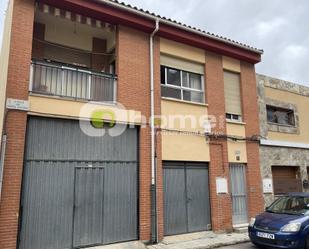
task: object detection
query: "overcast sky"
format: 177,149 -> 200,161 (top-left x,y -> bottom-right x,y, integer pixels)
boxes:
0,0 -> 308,86
0,0 -> 8,54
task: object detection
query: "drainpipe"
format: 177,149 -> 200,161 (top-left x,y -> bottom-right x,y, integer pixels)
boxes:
150,18 -> 159,244
0,134 -> 7,201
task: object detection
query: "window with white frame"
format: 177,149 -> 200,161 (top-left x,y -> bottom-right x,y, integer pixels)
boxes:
160,66 -> 205,103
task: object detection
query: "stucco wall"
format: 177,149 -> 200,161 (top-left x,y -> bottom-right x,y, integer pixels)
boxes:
161,98 -> 210,161
160,38 -> 205,63
0,0 -> 13,143
28,95 -> 142,124
257,74 -> 309,144
226,122 -> 247,163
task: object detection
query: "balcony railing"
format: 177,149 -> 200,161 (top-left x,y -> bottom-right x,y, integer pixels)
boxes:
29,60 -> 117,102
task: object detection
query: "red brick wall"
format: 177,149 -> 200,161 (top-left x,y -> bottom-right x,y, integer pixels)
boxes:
0,0 -> 35,248
117,26 -> 162,241
205,52 -> 233,231
240,62 -> 264,218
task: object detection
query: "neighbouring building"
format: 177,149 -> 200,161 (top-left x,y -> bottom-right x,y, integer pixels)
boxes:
257,74 -> 309,207
0,1 -> 264,248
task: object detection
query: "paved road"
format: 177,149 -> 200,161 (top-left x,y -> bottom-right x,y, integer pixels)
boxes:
218,242 -> 257,249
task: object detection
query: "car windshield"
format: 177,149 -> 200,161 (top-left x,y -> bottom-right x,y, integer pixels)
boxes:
267,196 -> 309,215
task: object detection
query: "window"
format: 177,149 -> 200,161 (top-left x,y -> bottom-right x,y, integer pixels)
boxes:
267,105 -> 295,126
226,113 -> 242,122
161,66 -> 205,103
268,196 -> 309,215
224,71 -> 242,122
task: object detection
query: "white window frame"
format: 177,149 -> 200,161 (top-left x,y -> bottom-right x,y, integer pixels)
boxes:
226,113 -> 242,122
161,66 -> 205,103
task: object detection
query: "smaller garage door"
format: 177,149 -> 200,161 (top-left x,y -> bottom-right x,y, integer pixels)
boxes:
163,162 -> 211,235
272,166 -> 302,195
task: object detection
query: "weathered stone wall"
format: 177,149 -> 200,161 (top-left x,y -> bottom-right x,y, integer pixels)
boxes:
260,146 -> 309,206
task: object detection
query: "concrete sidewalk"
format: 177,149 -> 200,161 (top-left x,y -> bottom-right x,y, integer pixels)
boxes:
87,231 -> 249,249
147,231 -> 249,249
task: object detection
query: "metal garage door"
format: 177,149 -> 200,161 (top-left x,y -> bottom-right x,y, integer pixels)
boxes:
163,162 -> 211,235
19,117 -> 138,249
272,166 -> 302,195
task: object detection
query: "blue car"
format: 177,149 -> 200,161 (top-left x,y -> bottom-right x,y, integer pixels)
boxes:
249,193 -> 309,249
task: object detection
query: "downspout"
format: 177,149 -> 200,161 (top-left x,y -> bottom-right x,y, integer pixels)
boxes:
150,18 -> 159,244
0,134 -> 7,200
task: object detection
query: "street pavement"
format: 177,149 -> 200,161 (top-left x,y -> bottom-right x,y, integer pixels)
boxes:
218,242 -> 257,249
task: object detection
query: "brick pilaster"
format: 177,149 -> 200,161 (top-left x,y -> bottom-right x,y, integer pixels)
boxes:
0,0 -> 35,248
240,61 -> 264,218
205,52 -> 233,231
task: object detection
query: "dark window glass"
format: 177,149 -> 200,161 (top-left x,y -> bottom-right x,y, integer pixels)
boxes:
161,85 -> 181,99
166,68 -> 181,86
226,113 -> 241,121
160,66 -> 166,84
268,196 -> 309,215
267,106 -> 295,126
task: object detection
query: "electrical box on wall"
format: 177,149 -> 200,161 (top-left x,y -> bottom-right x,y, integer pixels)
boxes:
216,177 -> 228,194
263,178 -> 273,193
235,150 -> 241,161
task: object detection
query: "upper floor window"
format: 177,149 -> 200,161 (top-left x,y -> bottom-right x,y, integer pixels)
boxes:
267,105 -> 295,126
224,71 -> 242,122
160,66 -> 205,103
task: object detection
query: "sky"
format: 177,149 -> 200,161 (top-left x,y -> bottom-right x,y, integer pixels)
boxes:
0,0 -> 308,86
0,0 -> 8,54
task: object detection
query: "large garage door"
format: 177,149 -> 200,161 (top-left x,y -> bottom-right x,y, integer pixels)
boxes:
19,117 -> 138,249
163,162 -> 211,235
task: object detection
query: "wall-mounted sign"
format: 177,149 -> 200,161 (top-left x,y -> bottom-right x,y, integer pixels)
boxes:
263,178 -> 273,193
6,98 -> 29,111
216,177 -> 228,194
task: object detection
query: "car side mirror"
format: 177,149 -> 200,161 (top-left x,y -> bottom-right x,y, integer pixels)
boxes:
265,206 -> 270,211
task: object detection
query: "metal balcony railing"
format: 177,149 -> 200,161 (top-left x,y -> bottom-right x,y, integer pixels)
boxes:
29,60 -> 117,102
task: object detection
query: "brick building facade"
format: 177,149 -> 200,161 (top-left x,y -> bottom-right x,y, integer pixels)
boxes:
0,1 -> 264,248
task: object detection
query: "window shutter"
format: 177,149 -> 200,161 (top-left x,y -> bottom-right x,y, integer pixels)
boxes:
160,54 -> 204,74
224,71 -> 242,115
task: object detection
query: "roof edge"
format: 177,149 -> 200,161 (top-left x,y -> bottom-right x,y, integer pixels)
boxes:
257,73 -> 309,97
98,0 -> 263,55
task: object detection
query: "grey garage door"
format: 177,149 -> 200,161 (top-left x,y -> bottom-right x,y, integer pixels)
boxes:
163,162 -> 211,235
19,117 -> 138,249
